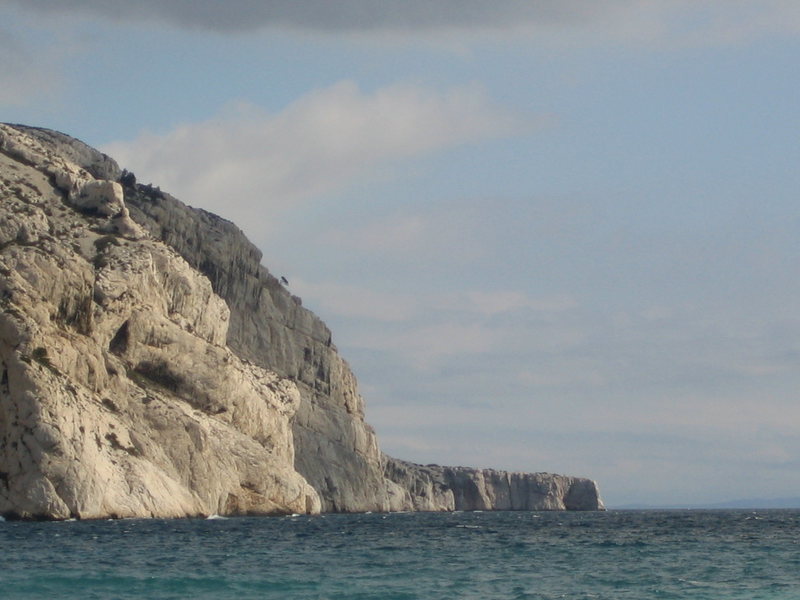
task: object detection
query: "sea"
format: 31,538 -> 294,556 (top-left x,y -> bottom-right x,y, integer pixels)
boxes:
1,509 -> 798,599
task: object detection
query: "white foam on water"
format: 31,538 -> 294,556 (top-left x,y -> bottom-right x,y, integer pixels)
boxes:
206,514 -> 228,520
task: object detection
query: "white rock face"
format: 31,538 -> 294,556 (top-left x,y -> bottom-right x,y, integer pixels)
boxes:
383,458 -> 604,511
123,184 -> 403,512
0,124 -> 320,519
0,123 -> 604,519
76,180 -> 124,215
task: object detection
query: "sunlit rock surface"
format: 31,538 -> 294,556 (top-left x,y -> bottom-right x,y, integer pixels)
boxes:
0,124 -> 603,519
0,124 -> 319,519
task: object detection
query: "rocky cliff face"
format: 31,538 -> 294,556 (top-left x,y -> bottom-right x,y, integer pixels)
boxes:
0,124 -> 603,519
0,124 -> 319,519
384,457 -> 603,511
120,178 -> 403,513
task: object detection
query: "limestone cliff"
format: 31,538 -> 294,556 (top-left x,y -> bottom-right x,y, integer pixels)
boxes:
384,457 -> 603,511
0,124 -> 319,519
120,178 -> 405,513
0,124 -> 603,519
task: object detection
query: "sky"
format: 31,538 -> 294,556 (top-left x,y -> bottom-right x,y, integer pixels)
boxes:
2,0 -> 800,508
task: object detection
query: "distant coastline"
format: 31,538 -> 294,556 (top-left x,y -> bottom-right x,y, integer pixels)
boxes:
610,497 -> 800,510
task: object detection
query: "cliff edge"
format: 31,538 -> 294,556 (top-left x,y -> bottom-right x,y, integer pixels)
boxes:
0,124 -> 603,519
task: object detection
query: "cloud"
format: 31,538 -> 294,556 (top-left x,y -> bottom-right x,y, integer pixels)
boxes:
2,1 -> 640,34
8,1 -> 800,45
102,81 -> 527,231
291,271 -> 583,369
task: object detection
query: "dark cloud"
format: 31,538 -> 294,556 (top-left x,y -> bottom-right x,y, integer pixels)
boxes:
6,0 -> 627,33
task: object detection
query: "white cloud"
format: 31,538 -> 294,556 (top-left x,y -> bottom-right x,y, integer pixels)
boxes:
102,81 -> 527,232
299,292 -> 586,373
291,268 -> 586,369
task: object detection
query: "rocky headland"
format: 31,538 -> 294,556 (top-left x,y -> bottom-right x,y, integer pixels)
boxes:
0,123 -> 603,519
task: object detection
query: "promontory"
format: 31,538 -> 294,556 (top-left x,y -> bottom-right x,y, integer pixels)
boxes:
0,123 -> 603,519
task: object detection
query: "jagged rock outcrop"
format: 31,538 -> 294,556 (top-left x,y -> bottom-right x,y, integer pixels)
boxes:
0,123 -> 603,519
0,124 -> 320,519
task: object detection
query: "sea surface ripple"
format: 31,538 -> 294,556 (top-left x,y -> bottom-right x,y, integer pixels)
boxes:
1,509 -> 798,599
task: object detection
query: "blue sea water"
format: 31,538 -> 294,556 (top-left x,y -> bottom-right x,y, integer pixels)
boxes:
1,509 -> 798,599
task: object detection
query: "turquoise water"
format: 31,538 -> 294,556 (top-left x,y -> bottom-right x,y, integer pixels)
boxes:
1,510 -> 798,599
